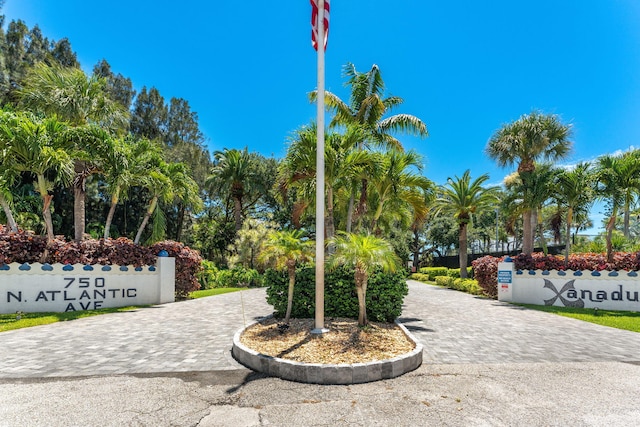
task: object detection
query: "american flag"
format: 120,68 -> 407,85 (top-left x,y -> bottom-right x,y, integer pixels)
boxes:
311,0 -> 330,51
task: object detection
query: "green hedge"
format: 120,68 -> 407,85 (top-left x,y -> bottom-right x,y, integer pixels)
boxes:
264,266 -> 408,322
418,267 -> 448,280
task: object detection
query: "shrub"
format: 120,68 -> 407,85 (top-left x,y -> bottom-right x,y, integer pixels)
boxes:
418,267 -> 448,281
452,278 -> 483,294
434,275 -> 453,287
215,266 -> 262,288
0,225 -> 48,264
471,255 -> 501,298
198,260 -> 219,290
409,273 -> 431,282
264,266 -> 408,322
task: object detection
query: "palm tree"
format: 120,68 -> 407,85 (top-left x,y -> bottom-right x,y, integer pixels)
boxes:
434,170 -> 498,278
367,149 -> 433,234
259,229 -> 314,324
328,233 -> 400,326
0,117 -> 19,232
596,154 -> 628,262
486,111 -> 572,254
18,62 -> 128,241
102,137 -> 162,238
207,148 -> 255,232
0,112 -> 73,240
554,162 -> 594,263
279,124 -> 371,239
312,63 -> 429,230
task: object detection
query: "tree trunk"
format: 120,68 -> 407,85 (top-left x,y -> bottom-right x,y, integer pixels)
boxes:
564,206 -> 573,267
355,268 -> 368,326
522,209 -> 533,255
74,182 -> 86,241
285,263 -> 296,323
134,196 -> 158,244
346,190 -> 355,233
0,194 -> 18,232
459,223 -> 468,278
623,200 -> 630,239
536,208 -> 548,255
233,196 -> 243,231
326,187 -> 335,254
104,190 -> 120,239
605,212 -> 616,263
175,203 -> 186,241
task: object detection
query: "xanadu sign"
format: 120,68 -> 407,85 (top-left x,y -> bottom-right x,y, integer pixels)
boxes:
0,257 -> 175,314
498,261 -> 640,312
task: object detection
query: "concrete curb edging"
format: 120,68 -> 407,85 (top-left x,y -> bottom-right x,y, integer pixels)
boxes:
231,319 -> 423,384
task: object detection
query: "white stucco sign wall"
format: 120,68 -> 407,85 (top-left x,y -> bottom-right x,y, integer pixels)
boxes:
0,257 -> 175,314
498,261 -> 640,311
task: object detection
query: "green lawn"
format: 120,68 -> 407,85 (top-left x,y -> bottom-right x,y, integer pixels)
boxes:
0,287 -> 244,332
0,306 -> 145,332
189,287 -> 244,299
518,304 -> 640,333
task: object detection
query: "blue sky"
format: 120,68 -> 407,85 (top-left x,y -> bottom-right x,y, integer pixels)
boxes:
4,0 -> 640,231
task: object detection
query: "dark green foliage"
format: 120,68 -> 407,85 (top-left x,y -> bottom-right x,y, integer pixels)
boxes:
264,266 -> 408,322
214,266 -> 261,288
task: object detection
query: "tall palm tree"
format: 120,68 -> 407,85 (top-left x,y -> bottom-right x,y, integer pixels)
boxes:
328,233 -> 400,326
0,115 -> 19,232
102,137 -> 162,239
279,124 -> 371,239
486,111 -> 572,254
207,147 -> 255,232
367,149 -> 433,234
596,154 -> 627,262
0,112 -> 73,240
312,63 -> 429,230
18,62 -> 128,241
259,229 -> 314,324
554,162 -> 594,264
434,170 -> 498,278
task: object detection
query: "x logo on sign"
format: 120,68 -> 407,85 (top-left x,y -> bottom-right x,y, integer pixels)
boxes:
543,279 -> 584,308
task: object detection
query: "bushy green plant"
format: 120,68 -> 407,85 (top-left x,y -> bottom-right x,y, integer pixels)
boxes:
198,260 -> 219,290
452,278 -> 482,294
409,273 -> 431,282
418,267 -> 448,281
434,275 -> 453,287
264,266 -> 408,322
215,266 -> 262,288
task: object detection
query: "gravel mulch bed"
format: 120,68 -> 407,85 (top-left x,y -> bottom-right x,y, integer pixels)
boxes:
239,317 -> 416,364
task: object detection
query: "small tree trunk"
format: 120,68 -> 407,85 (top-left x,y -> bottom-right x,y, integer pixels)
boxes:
233,196 -> 243,231
104,190 -> 120,239
606,212 -> 616,263
522,209 -> 533,255
346,191 -> 355,233
326,187 -> 335,254
285,263 -> 296,323
355,268 -> 368,326
134,196 -> 158,244
459,223 -> 468,278
0,194 -> 18,232
74,182 -> 86,241
564,207 -> 573,267
42,194 -> 55,241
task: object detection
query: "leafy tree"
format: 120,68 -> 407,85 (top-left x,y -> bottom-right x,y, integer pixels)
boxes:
486,111 -> 572,254
130,86 -> 167,141
367,149 -> 432,235
313,63 -> 428,230
328,233 -> 400,326
0,112 -> 73,240
554,162 -> 594,263
434,170 -> 498,277
595,153 -> 633,262
207,147 -> 259,232
92,59 -> 136,111
259,229 -> 314,323
18,63 -> 128,240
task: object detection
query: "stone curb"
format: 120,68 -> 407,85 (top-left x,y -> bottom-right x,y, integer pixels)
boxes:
231,319 -> 423,385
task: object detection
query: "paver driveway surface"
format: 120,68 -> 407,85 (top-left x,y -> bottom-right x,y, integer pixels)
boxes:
0,280 -> 639,379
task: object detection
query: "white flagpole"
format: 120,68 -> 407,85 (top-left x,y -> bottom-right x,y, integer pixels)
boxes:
312,0 -> 327,334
